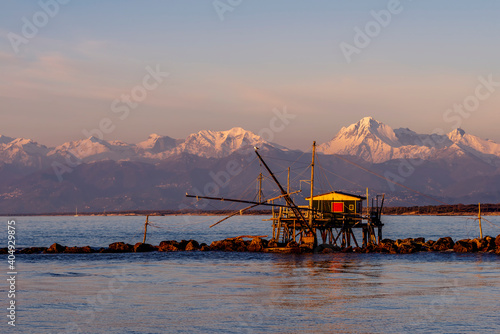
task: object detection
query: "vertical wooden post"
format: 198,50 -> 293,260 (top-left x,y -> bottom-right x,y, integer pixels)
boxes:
366,188 -> 369,216
143,215 -> 149,244
309,142 -> 316,228
478,203 -> 483,239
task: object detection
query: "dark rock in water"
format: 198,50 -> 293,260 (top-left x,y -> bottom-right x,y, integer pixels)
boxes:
133,243 -> 156,252
20,247 -> 48,254
414,237 -> 426,244
210,238 -> 248,252
178,240 -> 191,251
159,243 -> 179,252
267,239 -> 278,248
64,246 -> 93,254
109,242 -> 134,253
341,246 -> 353,253
453,239 -> 477,253
247,237 -> 267,252
45,243 -> 66,253
353,247 -> 364,253
482,236 -> 495,251
432,237 -> 455,251
379,239 -> 398,254
314,244 -> 339,253
495,235 -> 500,248
159,240 -> 180,252
185,240 -> 200,251
200,245 -> 211,251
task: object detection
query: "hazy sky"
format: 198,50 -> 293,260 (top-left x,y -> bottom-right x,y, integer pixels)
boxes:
1,0 -> 499,150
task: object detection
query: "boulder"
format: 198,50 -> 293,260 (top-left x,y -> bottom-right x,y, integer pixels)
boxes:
453,239 -> 477,253
185,240 -> 200,251
45,243 -> 66,253
432,237 -> 455,251
109,242 -> 134,253
210,238 -> 248,252
378,239 -> 398,254
133,243 -> 156,252
495,234 -> 500,248
247,237 -> 265,252
64,246 -> 93,253
341,246 -> 353,253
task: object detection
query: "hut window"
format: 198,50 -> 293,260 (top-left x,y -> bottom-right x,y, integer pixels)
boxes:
332,202 -> 343,212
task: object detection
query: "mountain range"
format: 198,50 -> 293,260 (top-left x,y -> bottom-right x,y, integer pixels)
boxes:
1,117 -> 500,214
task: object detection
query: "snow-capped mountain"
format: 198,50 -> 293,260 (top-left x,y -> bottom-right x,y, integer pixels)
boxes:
136,134 -> 180,154
317,117 -> 500,164
0,138 -> 50,167
48,136 -> 136,163
164,127 -> 285,158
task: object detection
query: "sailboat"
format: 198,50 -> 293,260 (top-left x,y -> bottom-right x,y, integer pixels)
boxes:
74,208 -> 79,217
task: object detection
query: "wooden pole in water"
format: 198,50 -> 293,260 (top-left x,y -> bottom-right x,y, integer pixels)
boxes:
309,142 -> 316,228
143,215 -> 149,244
478,203 -> 483,239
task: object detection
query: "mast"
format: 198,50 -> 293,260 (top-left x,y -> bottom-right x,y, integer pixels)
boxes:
309,142 -> 316,228
258,173 -> 263,202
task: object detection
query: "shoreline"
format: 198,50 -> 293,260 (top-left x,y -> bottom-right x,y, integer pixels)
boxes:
1,212 -> 499,217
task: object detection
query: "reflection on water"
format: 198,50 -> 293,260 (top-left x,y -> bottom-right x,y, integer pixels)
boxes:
16,251 -> 500,333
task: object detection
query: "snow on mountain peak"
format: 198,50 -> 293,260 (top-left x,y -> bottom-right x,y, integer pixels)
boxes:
318,117 -> 402,163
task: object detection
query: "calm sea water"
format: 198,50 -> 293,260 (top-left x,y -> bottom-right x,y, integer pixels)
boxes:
4,215 -> 500,333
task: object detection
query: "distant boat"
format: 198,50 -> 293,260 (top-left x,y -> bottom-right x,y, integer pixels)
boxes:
74,208 -> 79,217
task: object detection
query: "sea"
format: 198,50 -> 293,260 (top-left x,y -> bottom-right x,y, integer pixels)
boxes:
4,215 -> 500,334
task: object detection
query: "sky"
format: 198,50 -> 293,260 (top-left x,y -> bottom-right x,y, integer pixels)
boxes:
1,0 -> 499,150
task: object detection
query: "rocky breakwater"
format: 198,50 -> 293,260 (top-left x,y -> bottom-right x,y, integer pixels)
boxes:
3,235 -> 500,255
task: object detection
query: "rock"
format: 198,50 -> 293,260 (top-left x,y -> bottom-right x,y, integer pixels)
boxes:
286,241 -> 299,248
64,246 -> 93,253
353,247 -> 364,253
109,242 -> 134,253
210,238 -> 248,252
247,237 -> 265,252
159,244 -> 179,252
177,240 -> 191,251
453,239 -> 477,253
483,236 -> 496,251
314,244 -> 338,253
200,245 -> 211,251
45,243 -> 66,253
414,237 -> 426,244
378,239 -> 398,254
185,240 -> 200,251
432,237 -> 455,251
341,246 -> 353,253
267,239 -> 278,248
495,235 -> 500,248
133,243 -> 156,252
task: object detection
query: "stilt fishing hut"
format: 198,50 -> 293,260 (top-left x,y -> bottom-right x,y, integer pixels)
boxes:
186,142 -> 384,250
